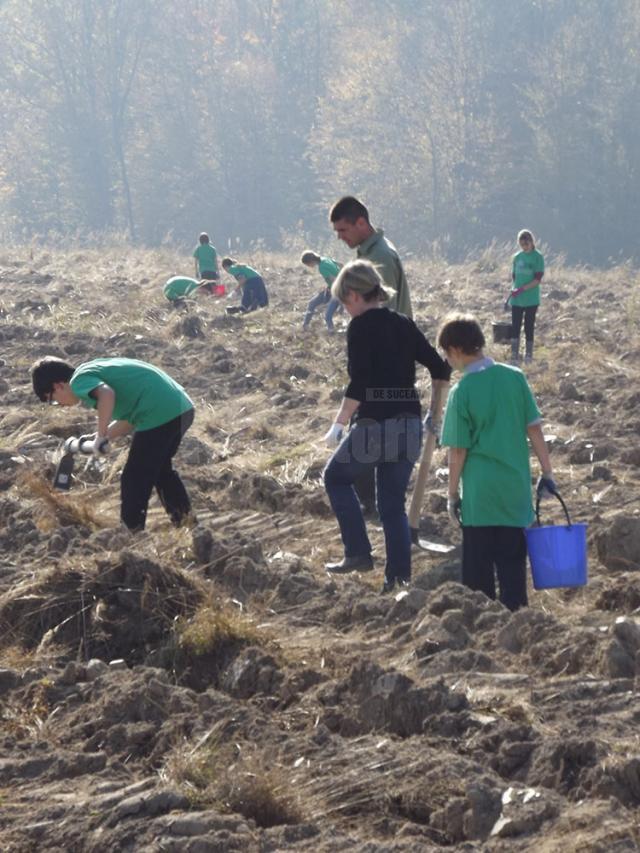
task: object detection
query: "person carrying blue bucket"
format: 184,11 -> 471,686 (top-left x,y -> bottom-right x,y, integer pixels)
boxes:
438,313 -> 556,611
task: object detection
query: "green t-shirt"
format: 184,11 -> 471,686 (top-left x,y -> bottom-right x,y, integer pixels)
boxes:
163,276 -> 200,301
357,229 -> 412,318
227,264 -> 259,281
70,358 -> 194,431
193,243 -> 218,273
441,361 -> 540,527
510,249 -> 544,307
318,257 -> 341,287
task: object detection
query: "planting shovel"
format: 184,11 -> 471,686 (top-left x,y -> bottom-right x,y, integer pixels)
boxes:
53,435 -> 103,490
408,382 -> 447,552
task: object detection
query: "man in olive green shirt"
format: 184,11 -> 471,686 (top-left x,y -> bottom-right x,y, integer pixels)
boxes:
329,195 -> 412,318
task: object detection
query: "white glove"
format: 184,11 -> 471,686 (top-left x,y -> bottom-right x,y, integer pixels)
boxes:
83,435 -> 109,456
447,495 -> 462,526
324,422 -> 345,448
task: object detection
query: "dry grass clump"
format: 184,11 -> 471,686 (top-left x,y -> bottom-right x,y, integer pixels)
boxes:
0,679 -> 52,740
162,596 -> 269,690
19,470 -> 110,531
176,598 -> 262,657
0,552 -> 203,663
165,736 -> 302,828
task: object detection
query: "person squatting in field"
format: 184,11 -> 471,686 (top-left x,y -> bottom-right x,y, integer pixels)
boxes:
323,259 -> 451,594
300,250 -> 342,332
507,229 -> 544,365
32,356 -> 194,532
221,257 -> 269,314
438,314 -> 556,611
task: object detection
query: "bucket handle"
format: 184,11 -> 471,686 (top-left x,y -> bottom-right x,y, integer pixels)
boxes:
534,491 -> 572,528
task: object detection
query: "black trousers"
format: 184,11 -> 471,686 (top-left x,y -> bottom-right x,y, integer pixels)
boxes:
511,305 -> 538,342
462,526 -> 528,611
120,408 -> 194,531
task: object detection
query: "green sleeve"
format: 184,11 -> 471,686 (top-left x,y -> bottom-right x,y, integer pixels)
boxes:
522,375 -> 541,424
535,252 -> 544,274
70,370 -> 103,408
441,385 -> 471,449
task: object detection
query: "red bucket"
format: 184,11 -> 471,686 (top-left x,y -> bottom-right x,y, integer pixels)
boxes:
213,284 -> 226,297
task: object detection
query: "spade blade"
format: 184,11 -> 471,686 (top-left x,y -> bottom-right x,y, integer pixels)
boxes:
53,452 -> 75,490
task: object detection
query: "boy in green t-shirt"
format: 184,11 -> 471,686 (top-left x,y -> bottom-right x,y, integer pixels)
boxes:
300,250 -> 342,332
438,314 -> 556,611
507,229 -> 544,365
193,233 -> 220,294
31,356 -> 195,532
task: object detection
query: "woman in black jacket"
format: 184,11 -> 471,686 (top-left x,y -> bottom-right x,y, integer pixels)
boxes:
323,260 -> 451,593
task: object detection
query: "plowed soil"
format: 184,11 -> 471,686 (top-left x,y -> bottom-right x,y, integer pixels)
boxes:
0,245 -> 639,852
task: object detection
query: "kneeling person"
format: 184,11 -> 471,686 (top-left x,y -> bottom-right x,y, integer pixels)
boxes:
32,356 -> 195,531
221,257 -> 269,313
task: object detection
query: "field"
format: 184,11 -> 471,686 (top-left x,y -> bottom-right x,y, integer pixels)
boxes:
0,244 -> 639,851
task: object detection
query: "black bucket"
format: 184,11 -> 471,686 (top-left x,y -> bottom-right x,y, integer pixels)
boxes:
492,321 -> 513,344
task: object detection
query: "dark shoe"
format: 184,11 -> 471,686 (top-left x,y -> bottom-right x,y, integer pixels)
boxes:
325,555 -> 374,574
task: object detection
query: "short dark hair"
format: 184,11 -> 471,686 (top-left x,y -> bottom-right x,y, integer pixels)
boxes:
329,196 -> 370,224
31,356 -> 75,401
300,250 -> 321,266
437,314 -> 485,355
199,232 -> 209,244
221,257 -> 236,269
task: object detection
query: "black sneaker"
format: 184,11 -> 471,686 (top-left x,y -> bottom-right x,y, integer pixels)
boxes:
325,555 -> 374,574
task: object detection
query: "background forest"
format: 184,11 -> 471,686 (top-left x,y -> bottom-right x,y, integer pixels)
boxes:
1,0 -> 639,264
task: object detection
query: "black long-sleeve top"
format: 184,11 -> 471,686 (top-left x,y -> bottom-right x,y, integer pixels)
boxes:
345,307 -> 451,422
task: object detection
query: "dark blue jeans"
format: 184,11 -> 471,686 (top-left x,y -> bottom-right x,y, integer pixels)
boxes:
241,276 -> 269,311
303,290 -> 342,329
324,416 -> 422,583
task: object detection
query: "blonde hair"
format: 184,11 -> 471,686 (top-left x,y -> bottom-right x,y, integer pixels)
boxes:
331,259 -> 392,303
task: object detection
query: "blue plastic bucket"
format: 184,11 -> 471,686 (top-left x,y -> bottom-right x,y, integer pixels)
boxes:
525,492 -> 588,590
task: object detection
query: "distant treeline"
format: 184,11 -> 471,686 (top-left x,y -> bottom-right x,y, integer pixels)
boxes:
1,0 -> 638,264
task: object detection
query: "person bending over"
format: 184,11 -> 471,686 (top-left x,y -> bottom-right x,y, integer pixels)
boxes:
300,250 -> 342,332
32,356 -> 194,532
